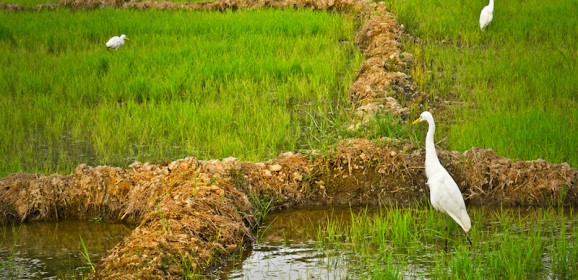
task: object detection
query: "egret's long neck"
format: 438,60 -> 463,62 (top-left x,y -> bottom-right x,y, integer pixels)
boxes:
488,0 -> 494,10
425,119 -> 441,176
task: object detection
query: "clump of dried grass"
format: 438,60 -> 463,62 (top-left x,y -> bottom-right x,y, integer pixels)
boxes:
98,158 -> 255,279
348,3 -> 423,129
456,148 -> 577,206
1,140 -> 576,278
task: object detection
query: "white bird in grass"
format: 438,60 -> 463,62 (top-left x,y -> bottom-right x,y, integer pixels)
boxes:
479,0 -> 494,31
106,34 -> 128,51
413,111 -> 472,244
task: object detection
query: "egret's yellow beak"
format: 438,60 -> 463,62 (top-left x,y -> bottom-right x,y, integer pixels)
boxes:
125,37 -> 129,40
412,117 -> 422,125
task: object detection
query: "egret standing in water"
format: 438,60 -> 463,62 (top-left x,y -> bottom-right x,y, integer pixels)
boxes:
413,111 -> 472,244
106,34 -> 128,51
479,0 -> 494,31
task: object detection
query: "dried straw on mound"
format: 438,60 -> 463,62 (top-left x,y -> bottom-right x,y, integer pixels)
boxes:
457,148 -> 577,206
1,139 -> 576,278
97,158 -> 255,278
349,3 -> 420,127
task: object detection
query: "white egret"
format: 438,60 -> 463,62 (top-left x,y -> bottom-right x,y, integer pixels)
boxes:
479,0 -> 494,31
106,34 -> 128,51
413,111 -> 472,243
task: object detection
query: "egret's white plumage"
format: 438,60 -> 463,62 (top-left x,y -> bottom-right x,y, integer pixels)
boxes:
106,34 -> 128,50
479,0 -> 494,31
413,111 -> 471,233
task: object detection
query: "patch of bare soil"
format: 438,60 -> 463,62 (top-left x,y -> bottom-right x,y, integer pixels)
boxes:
1,0 -> 576,278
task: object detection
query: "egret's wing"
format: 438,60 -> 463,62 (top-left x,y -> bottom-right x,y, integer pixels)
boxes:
106,36 -> 119,48
434,173 -> 471,232
479,7 -> 493,29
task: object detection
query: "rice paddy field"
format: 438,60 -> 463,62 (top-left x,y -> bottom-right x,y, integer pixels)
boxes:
386,0 -> 578,167
1,0 -> 577,279
245,206 -> 578,279
0,8 -> 362,176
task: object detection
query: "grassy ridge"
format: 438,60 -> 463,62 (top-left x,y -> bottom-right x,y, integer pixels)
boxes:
387,0 -> 578,167
0,9 -> 362,175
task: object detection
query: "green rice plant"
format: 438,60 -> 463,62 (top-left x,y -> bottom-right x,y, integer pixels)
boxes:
0,0 -> 56,6
248,193 -> 273,226
483,229 -> 544,279
548,217 -> 578,279
316,213 -> 346,244
0,226 -> 20,277
173,254 -> 205,280
387,0 -> 578,167
367,252 -> 402,280
385,207 -> 416,246
79,235 -> 95,274
306,206 -> 576,279
431,245 -> 478,280
158,206 -> 172,235
364,209 -> 390,250
347,112 -> 417,145
0,8 -> 362,176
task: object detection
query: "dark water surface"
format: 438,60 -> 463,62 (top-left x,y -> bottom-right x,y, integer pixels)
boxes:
0,220 -> 133,279
225,206 -> 577,279
1,207 -> 575,279
225,207 -> 368,279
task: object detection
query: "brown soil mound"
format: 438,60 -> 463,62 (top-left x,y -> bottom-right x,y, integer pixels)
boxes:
1,140 -> 576,278
349,2 -> 422,129
1,0 -> 577,278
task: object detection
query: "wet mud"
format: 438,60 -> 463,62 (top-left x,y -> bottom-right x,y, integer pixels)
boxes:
1,0 -> 577,278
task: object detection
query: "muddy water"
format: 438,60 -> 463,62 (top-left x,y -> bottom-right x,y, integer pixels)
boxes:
226,207 -> 368,279
226,206 -> 577,279
0,220 -> 134,279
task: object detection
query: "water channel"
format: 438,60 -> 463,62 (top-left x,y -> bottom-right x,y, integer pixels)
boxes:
1,207 -> 576,279
0,220 -> 134,279
226,206 -> 577,279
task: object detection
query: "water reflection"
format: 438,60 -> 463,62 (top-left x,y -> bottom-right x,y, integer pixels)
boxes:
227,207 -> 361,280
0,220 -> 133,279
229,243 -> 349,280
227,206 -> 577,279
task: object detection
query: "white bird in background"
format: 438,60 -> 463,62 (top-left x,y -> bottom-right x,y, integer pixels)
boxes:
479,0 -> 494,31
413,111 -> 472,243
106,34 -> 128,51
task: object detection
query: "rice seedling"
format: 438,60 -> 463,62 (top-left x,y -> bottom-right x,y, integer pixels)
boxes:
0,226 -> 20,278
248,192 -> 273,225
306,206 -> 576,279
386,0 -> 578,167
0,8 -> 362,176
549,224 -> 578,279
79,235 -> 95,274
0,0 -> 55,6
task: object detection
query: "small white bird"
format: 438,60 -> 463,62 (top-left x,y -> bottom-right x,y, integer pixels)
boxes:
413,111 -> 472,242
106,34 -> 128,51
479,0 -> 494,31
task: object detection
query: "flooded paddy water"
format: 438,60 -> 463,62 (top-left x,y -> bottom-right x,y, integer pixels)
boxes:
0,220 -> 134,279
226,206 -> 578,279
0,206 -> 576,279
0,141 -> 575,278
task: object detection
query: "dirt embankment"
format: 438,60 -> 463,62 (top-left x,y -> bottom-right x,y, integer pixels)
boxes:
1,139 -> 576,278
1,0 -> 577,278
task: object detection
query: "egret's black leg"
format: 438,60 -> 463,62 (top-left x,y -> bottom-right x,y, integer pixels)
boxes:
444,216 -> 449,249
466,233 -> 473,246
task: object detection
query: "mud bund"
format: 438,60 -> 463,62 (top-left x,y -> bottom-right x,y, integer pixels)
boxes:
1,0 -> 577,278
